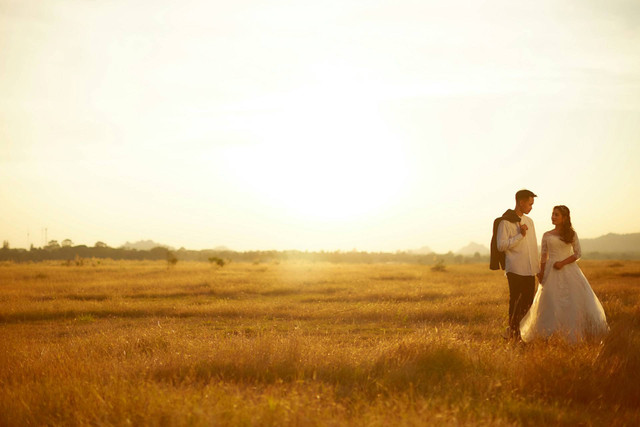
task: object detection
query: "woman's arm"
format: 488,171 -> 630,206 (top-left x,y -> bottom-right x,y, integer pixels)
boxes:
538,234 -> 549,282
538,262 -> 546,282
553,232 -> 581,270
553,254 -> 578,270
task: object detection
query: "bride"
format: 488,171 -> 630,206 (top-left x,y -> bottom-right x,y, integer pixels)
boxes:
520,205 -> 609,343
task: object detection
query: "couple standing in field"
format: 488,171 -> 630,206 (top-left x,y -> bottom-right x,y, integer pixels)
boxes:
490,189 -> 609,343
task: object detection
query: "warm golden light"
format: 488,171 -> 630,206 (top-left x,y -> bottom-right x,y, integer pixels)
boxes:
1,1 -> 639,251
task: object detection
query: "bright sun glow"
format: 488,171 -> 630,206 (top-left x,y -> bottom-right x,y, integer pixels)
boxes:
223,74 -> 411,221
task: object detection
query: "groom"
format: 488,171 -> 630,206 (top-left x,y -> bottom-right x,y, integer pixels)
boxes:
490,189 -> 539,341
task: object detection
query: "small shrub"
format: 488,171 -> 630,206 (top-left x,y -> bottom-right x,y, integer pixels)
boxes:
166,252 -> 178,268
431,259 -> 446,272
76,314 -> 95,323
208,257 -> 225,267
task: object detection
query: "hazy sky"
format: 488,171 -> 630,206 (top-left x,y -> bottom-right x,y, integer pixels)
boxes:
2,0 -> 639,252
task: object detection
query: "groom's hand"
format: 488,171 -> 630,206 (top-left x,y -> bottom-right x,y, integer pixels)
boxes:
520,224 -> 528,236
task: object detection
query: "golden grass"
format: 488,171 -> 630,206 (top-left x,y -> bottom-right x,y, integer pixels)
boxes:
1,260 -> 639,426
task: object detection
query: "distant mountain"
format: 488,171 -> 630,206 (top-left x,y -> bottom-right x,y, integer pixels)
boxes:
121,240 -> 174,251
456,242 -> 490,256
407,246 -> 434,255
580,233 -> 640,253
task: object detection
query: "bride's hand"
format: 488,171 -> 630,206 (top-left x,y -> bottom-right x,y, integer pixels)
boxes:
553,261 -> 563,270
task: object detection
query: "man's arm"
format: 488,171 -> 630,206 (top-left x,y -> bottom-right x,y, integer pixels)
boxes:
496,220 -> 524,252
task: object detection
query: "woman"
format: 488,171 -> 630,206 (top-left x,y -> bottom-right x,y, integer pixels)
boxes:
520,205 -> 608,343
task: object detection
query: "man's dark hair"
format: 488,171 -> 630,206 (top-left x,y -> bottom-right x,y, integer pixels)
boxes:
515,189 -> 537,202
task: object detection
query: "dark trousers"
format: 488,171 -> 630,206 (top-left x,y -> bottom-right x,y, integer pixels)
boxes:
507,272 -> 536,336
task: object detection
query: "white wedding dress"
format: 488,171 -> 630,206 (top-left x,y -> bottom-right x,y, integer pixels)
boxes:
520,232 -> 608,343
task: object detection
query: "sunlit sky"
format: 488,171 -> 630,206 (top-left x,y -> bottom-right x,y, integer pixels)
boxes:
2,0 -> 639,253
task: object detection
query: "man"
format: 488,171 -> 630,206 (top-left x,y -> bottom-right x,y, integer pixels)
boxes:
491,189 -> 539,341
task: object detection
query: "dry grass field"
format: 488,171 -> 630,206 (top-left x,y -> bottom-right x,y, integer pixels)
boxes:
1,260 -> 639,426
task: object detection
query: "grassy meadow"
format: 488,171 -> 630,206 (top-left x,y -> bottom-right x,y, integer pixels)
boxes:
1,259 -> 639,426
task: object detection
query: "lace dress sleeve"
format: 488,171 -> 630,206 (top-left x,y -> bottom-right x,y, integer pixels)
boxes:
572,232 -> 582,260
540,233 -> 549,264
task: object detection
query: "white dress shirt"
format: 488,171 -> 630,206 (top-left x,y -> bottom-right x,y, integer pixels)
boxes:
496,214 -> 539,276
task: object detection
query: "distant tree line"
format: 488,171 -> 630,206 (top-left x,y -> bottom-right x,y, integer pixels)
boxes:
0,242 -> 174,263
1,241 -> 637,264
0,241 -> 494,264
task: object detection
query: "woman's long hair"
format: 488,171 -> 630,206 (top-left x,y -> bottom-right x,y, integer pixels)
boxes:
554,205 -> 576,243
